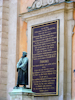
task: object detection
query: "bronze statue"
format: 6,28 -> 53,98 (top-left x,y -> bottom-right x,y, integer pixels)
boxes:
14,51 -> 28,88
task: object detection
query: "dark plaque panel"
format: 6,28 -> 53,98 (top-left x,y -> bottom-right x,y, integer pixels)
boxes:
31,20 -> 59,96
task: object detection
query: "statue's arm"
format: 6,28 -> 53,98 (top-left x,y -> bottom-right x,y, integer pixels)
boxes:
17,58 -> 22,68
19,58 -> 28,71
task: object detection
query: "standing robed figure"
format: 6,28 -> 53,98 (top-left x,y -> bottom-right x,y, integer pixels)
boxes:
14,51 -> 28,88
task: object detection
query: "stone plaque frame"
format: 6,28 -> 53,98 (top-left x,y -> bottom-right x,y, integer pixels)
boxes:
31,20 -> 59,96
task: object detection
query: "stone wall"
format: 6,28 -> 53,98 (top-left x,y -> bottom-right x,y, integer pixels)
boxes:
0,0 -> 9,100
7,0 -> 20,100
0,0 -> 20,100
72,4 -> 75,99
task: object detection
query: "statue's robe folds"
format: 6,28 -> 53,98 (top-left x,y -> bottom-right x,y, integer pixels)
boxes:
17,57 -> 28,85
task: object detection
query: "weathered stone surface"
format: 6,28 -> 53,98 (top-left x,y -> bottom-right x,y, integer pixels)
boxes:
0,32 -> 1,38
0,90 -> 7,98
0,84 -> 7,90
3,7 -> 9,13
0,7 -> 2,12
0,1 -> 9,100
2,13 -> 9,20
0,77 -> 7,84
0,0 -> 3,7
0,64 -> 1,70
0,12 -> 2,19
1,51 -> 8,58
1,58 -> 7,64
2,38 -> 8,45
0,25 -> 2,31
0,49 -> 1,58
1,71 -> 7,78
3,1 -> 9,8
0,97 -> 7,100
1,45 -> 8,51
2,32 -> 8,39
1,65 -> 7,71
2,19 -> 8,26
2,25 -> 8,33
0,37 -> 1,44
0,19 -> 2,25
0,57 -> 1,65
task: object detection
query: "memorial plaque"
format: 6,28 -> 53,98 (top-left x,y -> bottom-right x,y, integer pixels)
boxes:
31,20 -> 59,96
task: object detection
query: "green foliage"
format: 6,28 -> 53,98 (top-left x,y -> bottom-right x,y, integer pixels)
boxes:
65,0 -> 70,1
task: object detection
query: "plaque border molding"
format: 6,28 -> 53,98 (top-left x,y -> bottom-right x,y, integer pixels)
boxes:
31,20 -> 59,96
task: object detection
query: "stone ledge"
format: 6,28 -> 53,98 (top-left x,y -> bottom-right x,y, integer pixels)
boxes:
9,88 -> 35,100
9,88 -> 35,96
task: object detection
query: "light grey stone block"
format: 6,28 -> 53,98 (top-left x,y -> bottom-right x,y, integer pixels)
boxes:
0,0 -> 3,7
0,37 -> 1,44
0,25 -> 2,31
1,45 -> 8,51
2,32 -> 8,39
0,12 -> 2,19
0,57 -> 1,65
0,51 -> 1,59
3,7 -> 9,13
2,25 -> 8,33
1,58 -> 7,64
1,38 -> 8,45
0,32 -> 2,37
3,1 -> 9,8
0,19 -> 2,25
2,19 -> 8,26
0,97 -> 7,100
0,7 -> 2,13
0,90 -> 7,98
0,64 -> 1,70
0,77 -> 7,84
1,65 -> 7,71
0,84 -> 7,90
1,51 -> 8,58
1,71 -> 7,78
2,13 -> 9,20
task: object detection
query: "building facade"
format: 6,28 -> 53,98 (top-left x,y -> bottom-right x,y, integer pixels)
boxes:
0,0 -> 75,100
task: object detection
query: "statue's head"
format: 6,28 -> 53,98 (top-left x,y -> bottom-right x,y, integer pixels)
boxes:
22,51 -> 27,57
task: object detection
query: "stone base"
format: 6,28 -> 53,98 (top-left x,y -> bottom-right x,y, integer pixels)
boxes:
9,87 -> 35,100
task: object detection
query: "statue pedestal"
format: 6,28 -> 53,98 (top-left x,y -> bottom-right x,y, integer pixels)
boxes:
9,88 -> 35,100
